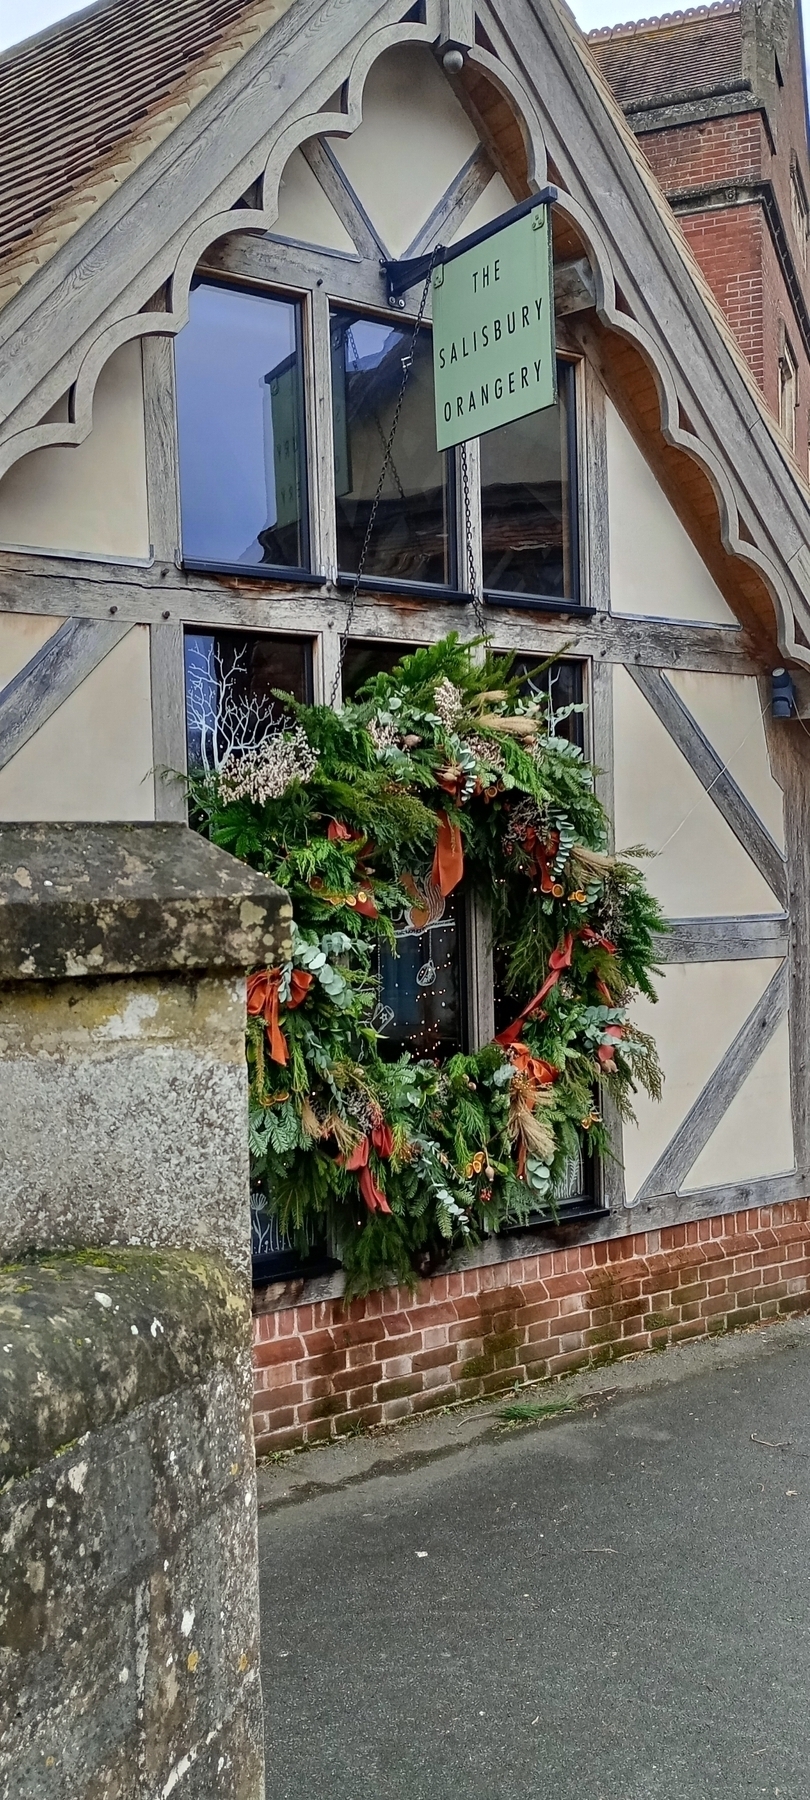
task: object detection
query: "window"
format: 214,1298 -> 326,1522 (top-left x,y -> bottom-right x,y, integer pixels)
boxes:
375,892 -> 467,1061
341,638 -> 414,696
331,308 -> 454,588
174,278 -> 579,612
791,166 -> 808,268
779,333 -> 798,452
491,659 -> 600,1218
183,629 -> 322,1286
343,637 -> 467,1059
175,281 -> 309,574
184,629 -> 312,774
505,654 -> 585,751
481,360 -> 578,604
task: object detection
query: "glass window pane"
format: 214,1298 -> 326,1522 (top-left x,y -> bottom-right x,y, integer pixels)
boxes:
331,308 -> 453,586
175,281 -> 309,571
507,654 -> 585,751
492,659 -> 585,1038
480,361 -> 576,600
341,637 -> 414,698
184,629 -> 312,774
376,896 -> 465,1062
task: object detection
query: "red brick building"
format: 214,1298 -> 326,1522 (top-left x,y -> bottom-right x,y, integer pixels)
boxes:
591,0 -> 810,469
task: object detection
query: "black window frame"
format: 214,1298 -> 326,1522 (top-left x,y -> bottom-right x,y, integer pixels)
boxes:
492,656 -> 606,1226
330,304 -> 467,602
176,275 -> 317,585
482,356 -> 584,618
182,625 -> 315,780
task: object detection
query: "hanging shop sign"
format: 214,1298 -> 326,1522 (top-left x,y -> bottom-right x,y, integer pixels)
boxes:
431,197 -> 556,451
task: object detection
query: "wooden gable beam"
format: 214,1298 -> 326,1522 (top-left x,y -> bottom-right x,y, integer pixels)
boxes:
404,144 -> 495,258
631,960 -> 790,1202
628,666 -> 789,910
0,618 -> 132,773
301,140 -> 388,259
438,1 -> 475,51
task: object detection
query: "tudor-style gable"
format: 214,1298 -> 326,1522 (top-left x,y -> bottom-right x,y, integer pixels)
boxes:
1,0 -> 810,667
0,0 -> 807,1268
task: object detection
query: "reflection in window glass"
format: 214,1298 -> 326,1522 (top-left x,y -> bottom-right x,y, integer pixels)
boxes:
376,895 -> 465,1062
341,638 -> 412,699
481,361 -> 576,601
184,629 -> 312,774
331,309 -> 453,586
175,282 -> 309,571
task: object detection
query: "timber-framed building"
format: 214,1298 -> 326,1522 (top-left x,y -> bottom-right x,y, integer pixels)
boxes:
2,0 -> 810,1446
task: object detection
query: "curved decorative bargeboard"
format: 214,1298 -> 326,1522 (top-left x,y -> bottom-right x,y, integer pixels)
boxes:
1,0 -> 810,666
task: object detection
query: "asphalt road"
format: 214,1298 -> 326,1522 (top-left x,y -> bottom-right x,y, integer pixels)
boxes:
258,1321 -> 810,1800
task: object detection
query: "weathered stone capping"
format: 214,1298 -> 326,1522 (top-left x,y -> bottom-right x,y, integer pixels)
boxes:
252,1202 -> 810,1452
0,820 -> 291,981
0,822 -> 291,1273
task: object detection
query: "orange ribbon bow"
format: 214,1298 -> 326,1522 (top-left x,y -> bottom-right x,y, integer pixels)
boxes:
431,810 -> 464,899
339,1120 -> 395,1214
508,1041 -> 559,1087
494,934 -> 574,1048
247,967 -> 314,1066
495,925 -> 620,1049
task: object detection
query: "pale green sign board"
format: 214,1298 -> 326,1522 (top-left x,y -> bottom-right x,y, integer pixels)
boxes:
432,203 -> 555,452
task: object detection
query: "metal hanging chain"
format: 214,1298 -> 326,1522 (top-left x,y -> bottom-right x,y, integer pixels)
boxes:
331,249 -> 441,706
459,438 -> 489,644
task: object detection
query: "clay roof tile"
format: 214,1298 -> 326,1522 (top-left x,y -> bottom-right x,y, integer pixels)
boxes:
588,2 -> 744,112
0,0 -> 290,306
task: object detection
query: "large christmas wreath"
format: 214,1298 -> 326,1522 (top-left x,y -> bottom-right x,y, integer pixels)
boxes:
190,635 -> 665,1294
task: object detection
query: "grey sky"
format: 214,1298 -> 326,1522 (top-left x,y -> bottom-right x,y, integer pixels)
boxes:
0,0 -> 87,48
0,0 -> 654,53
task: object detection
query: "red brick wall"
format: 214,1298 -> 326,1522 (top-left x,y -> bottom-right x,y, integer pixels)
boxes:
676,201 -> 810,457
643,112 -> 766,192
680,203 -> 766,386
635,90 -> 810,460
252,1201 -> 810,1453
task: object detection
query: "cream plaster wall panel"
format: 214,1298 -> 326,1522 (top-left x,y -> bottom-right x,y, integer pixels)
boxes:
0,342 -> 149,559
274,147 -> 356,253
606,400 -> 736,624
682,1013 -> 795,1190
448,171 -> 514,244
667,669 -> 785,851
0,627 -> 155,821
612,665 -> 783,917
0,614 -> 64,688
621,958 -> 782,1201
329,45 -> 480,257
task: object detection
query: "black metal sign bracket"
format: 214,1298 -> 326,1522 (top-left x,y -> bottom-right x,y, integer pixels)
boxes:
383,185 -> 558,306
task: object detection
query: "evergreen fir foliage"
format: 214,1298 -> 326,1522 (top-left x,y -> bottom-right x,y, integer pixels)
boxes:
190,635 -> 667,1295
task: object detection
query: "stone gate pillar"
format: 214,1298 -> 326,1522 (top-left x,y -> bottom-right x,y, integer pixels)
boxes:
0,822 -> 291,1800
